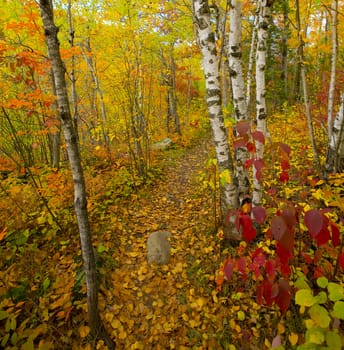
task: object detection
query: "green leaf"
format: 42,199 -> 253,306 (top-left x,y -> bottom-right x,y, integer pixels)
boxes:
326,331 -> 342,350
305,327 -> 325,344
309,304 -> 330,328
237,310 -> 245,321
0,310 -> 8,320
42,277 -> 50,292
97,244 -> 106,253
316,277 -> 328,289
327,282 -> 344,301
1,333 -> 10,347
314,291 -> 327,304
219,169 -> 231,186
332,301 -> 344,320
295,289 -> 315,307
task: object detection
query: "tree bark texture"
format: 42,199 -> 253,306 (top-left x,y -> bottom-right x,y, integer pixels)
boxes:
38,1 -> 114,349
228,0 -> 250,202
326,92 -> 344,172
327,0 -> 338,142
252,0 -> 271,206
193,0 -> 239,236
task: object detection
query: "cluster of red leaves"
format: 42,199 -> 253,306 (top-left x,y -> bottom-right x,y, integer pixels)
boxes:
217,201 -> 343,314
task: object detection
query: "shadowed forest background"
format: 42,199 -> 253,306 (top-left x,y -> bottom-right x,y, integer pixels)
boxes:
0,0 -> 343,349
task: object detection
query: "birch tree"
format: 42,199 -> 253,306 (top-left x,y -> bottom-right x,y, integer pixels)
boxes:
228,0 -> 250,202
252,0 -> 273,206
192,0 -> 239,237
38,1 -> 114,348
326,92 -> 344,172
325,0 -> 342,173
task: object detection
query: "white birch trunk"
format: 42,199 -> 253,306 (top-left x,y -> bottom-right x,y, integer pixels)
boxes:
38,1 -> 114,348
228,0 -> 250,202
327,93 -> 344,172
327,0 -> 338,142
246,15 -> 258,109
252,0 -> 271,206
193,0 -> 239,236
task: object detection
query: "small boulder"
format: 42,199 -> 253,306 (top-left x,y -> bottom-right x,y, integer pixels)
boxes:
152,138 -> 172,150
147,231 -> 172,264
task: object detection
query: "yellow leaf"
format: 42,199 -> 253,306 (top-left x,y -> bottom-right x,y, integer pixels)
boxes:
130,342 -> 144,350
110,319 -> 122,329
182,313 -> 189,322
118,330 -> 127,339
277,322 -> 285,334
288,332 -> 298,346
79,325 -> 90,338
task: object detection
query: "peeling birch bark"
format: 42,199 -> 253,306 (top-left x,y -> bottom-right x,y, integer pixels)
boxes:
193,0 -> 240,238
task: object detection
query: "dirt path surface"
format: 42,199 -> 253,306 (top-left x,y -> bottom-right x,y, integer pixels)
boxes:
103,138 -> 226,349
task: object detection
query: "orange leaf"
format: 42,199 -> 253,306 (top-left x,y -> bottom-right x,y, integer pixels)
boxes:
0,227 -> 7,241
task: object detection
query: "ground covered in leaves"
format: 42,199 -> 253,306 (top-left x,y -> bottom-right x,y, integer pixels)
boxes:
0,113 -> 343,349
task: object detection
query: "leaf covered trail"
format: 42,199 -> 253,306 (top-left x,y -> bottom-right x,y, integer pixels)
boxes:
102,138 -> 229,349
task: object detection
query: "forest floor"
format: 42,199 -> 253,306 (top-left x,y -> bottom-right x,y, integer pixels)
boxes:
1,121 -> 343,349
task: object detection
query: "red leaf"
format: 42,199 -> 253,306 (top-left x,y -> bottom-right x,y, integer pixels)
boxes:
265,260 -> 276,280
339,252 -> 344,270
271,216 -> 287,241
304,210 -> 323,237
236,120 -> 250,136
254,158 -> 265,172
279,229 -> 294,252
276,242 -> 292,276
302,252 -> 313,264
282,205 -> 297,228
315,226 -> 330,246
224,260 -> 234,281
263,280 -> 274,306
233,137 -> 247,149
330,222 -> 340,247
279,171 -> 289,183
281,160 -> 290,171
252,130 -> 265,144
247,141 -> 256,153
240,214 -> 256,242
275,279 -> 291,314
244,158 -> 254,169
257,283 -> 264,305
252,206 -> 266,224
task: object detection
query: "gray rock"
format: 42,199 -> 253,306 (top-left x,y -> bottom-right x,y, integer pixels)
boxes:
147,231 -> 172,264
152,138 -> 172,150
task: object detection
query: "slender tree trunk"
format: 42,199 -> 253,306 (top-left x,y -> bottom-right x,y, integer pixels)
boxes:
281,0 -> 289,100
193,0 -> 239,237
228,0 -> 250,202
327,0 -> 338,142
326,93 -> 344,172
49,69 -> 61,169
38,1 -> 114,349
295,0 -> 321,172
252,0 -> 272,206
82,38 -> 110,148
67,0 -> 79,137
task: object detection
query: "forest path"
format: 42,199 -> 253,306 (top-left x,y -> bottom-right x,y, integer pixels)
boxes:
104,136 -> 226,349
